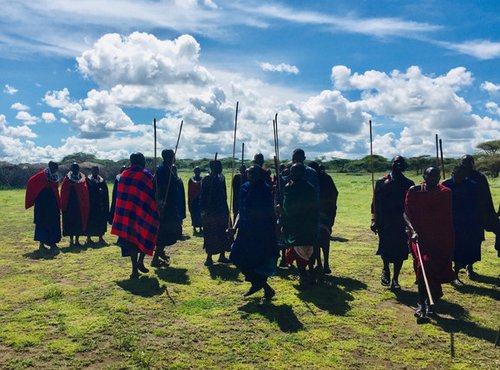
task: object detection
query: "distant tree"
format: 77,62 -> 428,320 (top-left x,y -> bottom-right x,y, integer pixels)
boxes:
475,140 -> 500,177
476,140 -> 500,156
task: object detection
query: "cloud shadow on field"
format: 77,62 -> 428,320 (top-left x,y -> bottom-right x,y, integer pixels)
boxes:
116,276 -> 166,297
239,302 -> 304,333
155,267 -> 191,285
207,264 -> 241,281
295,275 -> 367,316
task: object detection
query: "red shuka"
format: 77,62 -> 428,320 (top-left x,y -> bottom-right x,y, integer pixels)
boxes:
405,183 -> 455,299
25,170 -> 61,209
188,177 -> 202,208
60,175 -> 90,231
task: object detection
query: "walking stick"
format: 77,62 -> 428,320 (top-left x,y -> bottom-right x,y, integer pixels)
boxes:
161,120 -> 184,209
153,118 -> 157,173
273,114 -> 281,202
435,134 -> 440,168
241,142 -> 245,168
174,120 -> 184,159
439,138 -> 446,179
369,120 -> 375,195
229,102 -> 239,227
415,241 -> 435,306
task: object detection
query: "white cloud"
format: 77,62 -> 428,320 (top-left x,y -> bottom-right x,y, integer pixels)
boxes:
15,111 -> 38,125
481,81 -> 500,96
485,102 -> 500,116
259,62 -> 299,75
0,114 -> 37,139
3,84 -> 18,95
41,112 -> 56,123
438,40 -> 500,60
10,102 -> 30,111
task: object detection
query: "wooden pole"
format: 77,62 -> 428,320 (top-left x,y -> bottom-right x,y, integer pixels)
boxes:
439,138 -> 446,179
229,101 -> 239,226
174,120 -> 184,161
153,118 -> 157,173
241,142 -> 245,168
435,134 -> 440,167
415,241 -> 435,306
369,120 -> 375,194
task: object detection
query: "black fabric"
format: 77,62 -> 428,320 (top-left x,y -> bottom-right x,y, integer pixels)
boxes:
86,177 -> 109,236
63,187 -> 83,236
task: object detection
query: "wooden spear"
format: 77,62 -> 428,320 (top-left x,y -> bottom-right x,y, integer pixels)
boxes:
229,101 -> 239,226
435,134 -> 440,168
439,138 -> 446,179
153,118 -> 157,173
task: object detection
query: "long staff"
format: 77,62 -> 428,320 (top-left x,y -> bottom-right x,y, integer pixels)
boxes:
161,120 -> 184,207
273,114 -> 282,202
229,101 -> 239,227
153,118 -> 157,173
241,142 -> 245,168
439,138 -> 446,179
415,241 -> 435,305
369,120 -> 375,194
435,134 -> 440,167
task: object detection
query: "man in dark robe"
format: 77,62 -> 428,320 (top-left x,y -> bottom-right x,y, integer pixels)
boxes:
109,165 -> 127,225
309,162 -> 339,274
280,163 -> 319,285
154,149 -> 181,267
253,153 -> 272,186
201,159 -> 231,266
188,167 -> 203,233
462,154 -> 500,271
442,165 -> 483,279
405,167 -> 455,319
371,156 -> 414,289
229,166 -> 278,300
231,164 -> 247,218
111,152 -> 159,278
25,161 -> 61,251
86,166 -> 109,245
61,163 -> 89,247
172,165 -> 186,240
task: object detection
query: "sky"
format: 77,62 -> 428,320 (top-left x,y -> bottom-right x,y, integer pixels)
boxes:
0,0 -> 499,163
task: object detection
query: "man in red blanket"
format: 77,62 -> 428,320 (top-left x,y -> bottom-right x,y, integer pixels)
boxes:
111,152 -> 160,279
405,167 -> 455,320
61,163 -> 89,247
25,161 -> 61,252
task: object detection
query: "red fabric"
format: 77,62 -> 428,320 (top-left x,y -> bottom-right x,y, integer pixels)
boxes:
111,165 -> 159,256
405,183 -> 455,299
188,178 -> 202,208
61,175 -> 90,230
25,170 -> 60,209
285,247 -> 309,267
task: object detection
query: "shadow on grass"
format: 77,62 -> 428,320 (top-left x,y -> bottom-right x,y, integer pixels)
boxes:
275,265 -> 297,280
295,275 -> 367,316
23,248 -> 60,260
331,236 -> 349,243
179,234 -> 191,241
116,276 -> 166,297
470,273 -> 500,286
207,264 -> 241,281
155,267 -> 191,285
239,302 -> 303,333
395,288 -> 498,343
453,282 -> 500,300
59,242 -> 89,254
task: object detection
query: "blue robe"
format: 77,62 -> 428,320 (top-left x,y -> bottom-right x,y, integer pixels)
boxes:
442,178 -> 483,265
230,181 -> 278,280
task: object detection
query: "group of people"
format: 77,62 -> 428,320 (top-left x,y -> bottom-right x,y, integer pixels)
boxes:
372,155 -> 499,320
25,150 -> 498,317
25,162 -> 109,251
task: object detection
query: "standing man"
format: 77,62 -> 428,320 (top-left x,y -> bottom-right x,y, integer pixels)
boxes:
172,165 -> 186,240
371,156 -> 414,289
442,165 -> 483,279
280,163 -> 319,285
231,164 -> 247,218
111,152 -> 159,279
25,161 -> 61,252
154,149 -> 180,267
201,159 -> 231,266
405,167 -> 455,318
61,163 -> 89,247
461,155 -> 500,271
86,166 -> 109,245
188,167 -> 203,233
230,166 -> 278,300
309,162 -> 339,274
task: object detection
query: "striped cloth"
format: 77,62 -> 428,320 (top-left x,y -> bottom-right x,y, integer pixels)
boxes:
111,165 -> 160,256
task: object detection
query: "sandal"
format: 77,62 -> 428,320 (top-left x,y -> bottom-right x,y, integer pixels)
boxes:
381,269 -> 390,286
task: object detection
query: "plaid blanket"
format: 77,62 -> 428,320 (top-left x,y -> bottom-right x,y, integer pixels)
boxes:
111,165 -> 159,255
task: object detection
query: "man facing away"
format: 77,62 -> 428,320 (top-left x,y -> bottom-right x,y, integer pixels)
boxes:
405,167 -> 455,319
86,165 -> 109,245
201,159 -> 231,266
111,152 -> 160,278
25,161 -> 61,252
371,156 -> 414,290
61,163 -> 89,247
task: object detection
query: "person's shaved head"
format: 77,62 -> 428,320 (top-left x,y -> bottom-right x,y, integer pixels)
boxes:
424,167 -> 440,187
292,149 -> 305,163
290,163 -> 305,182
130,152 -> 146,168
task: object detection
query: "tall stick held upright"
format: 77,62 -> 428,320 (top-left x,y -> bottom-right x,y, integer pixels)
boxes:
439,138 -> 446,179
229,101 -> 239,226
153,118 -> 157,173
369,120 -> 375,194
435,134 -> 440,168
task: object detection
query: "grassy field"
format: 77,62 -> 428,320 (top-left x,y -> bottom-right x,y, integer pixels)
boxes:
0,172 -> 498,369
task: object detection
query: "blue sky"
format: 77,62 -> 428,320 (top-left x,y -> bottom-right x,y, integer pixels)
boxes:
0,0 -> 498,163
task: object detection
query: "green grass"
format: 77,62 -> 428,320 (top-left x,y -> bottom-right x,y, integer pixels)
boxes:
0,172 -> 498,369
